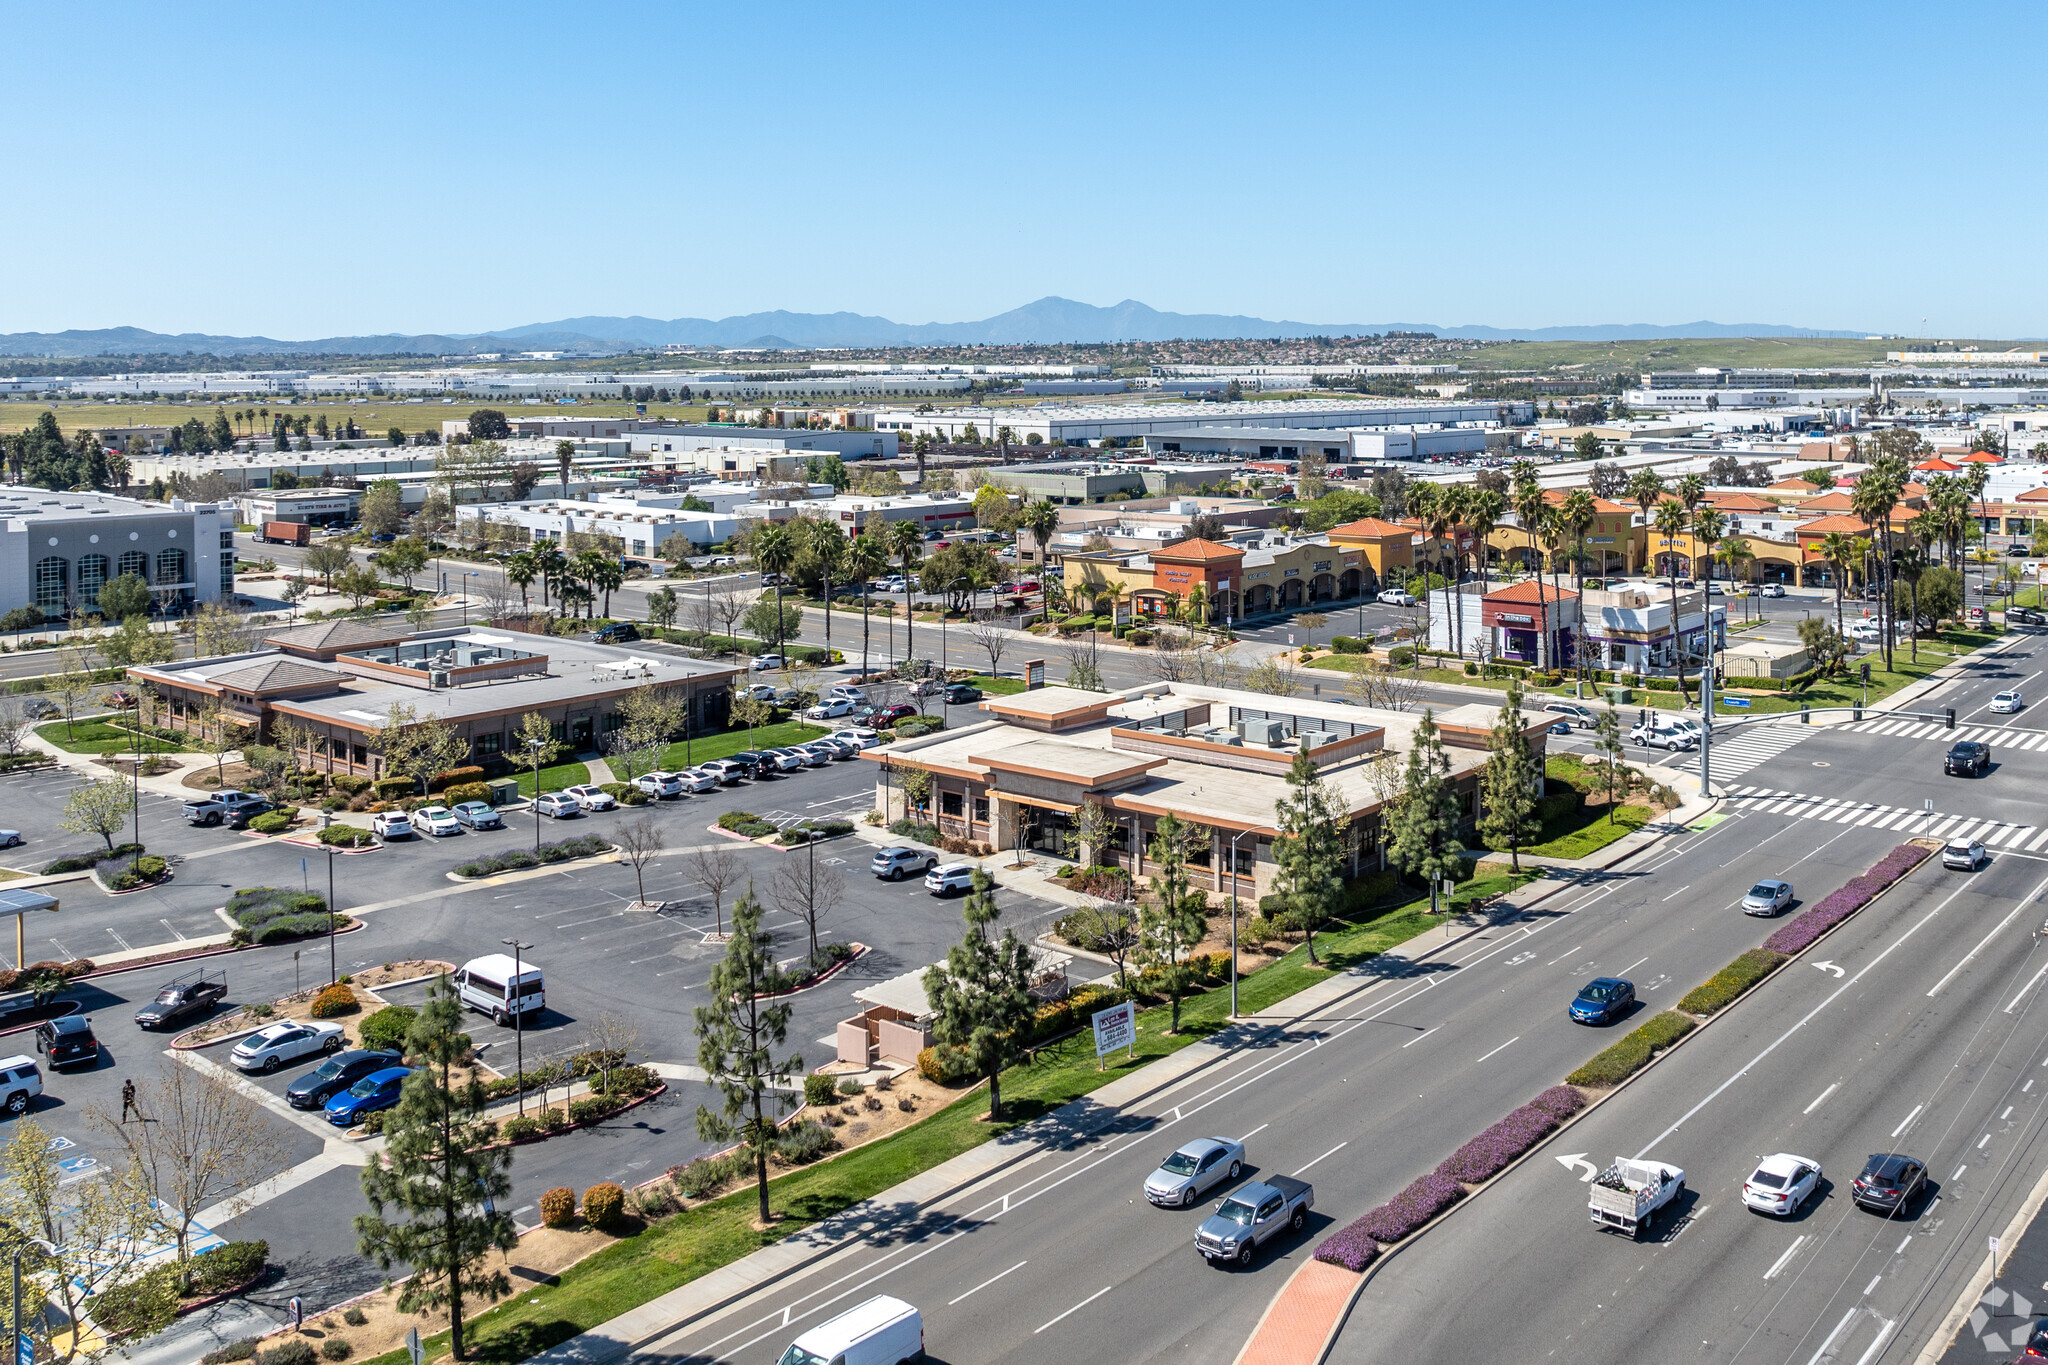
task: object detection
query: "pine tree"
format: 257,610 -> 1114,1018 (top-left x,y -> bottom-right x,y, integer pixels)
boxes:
1477,681 -> 1542,871
1139,813 -> 1210,1031
355,975 -> 516,1361
1386,709 -> 1466,919
1273,749 -> 1346,965
924,869 -> 1035,1119
694,889 -> 800,1225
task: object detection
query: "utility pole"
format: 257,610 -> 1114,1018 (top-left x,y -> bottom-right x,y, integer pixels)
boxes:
501,937 -> 534,1116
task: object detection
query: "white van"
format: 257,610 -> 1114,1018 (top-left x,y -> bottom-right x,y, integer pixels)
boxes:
453,954 -> 544,1026
775,1295 -> 923,1365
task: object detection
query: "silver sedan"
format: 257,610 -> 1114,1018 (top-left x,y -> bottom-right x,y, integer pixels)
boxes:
1144,1136 -> 1246,1208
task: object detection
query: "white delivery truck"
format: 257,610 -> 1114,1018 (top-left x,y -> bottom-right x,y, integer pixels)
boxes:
1588,1157 -> 1685,1239
775,1295 -> 923,1365
453,954 -> 544,1026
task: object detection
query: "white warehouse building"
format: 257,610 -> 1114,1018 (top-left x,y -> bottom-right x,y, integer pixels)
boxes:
455,500 -> 738,561
0,491 -> 230,620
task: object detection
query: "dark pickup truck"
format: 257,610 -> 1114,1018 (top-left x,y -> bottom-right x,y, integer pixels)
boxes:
134,968 -> 227,1031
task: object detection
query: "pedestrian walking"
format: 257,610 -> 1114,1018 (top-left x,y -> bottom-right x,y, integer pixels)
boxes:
120,1079 -> 139,1123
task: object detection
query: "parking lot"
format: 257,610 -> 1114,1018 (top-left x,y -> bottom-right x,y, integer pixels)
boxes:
0,749 -> 1072,1323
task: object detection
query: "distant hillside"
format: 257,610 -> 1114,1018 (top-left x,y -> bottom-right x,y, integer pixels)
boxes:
0,298 -> 1871,358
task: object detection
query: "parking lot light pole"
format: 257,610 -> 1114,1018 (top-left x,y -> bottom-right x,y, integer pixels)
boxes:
462,571 -> 479,625
501,937 -> 533,1116
14,1235 -> 57,1363
326,848 -> 338,985
1227,829 -> 1254,1018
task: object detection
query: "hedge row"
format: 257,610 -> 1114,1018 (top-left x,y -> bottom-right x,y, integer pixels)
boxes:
42,842 -> 143,875
454,834 -> 611,878
1764,843 -> 1931,955
1677,949 -> 1788,1016
1565,1010 -> 1696,1089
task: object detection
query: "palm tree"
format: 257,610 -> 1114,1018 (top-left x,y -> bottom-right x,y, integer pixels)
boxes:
752,522 -> 797,655
588,555 -> 623,619
1851,464 -> 1903,672
1893,541 -> 1929,664
1538,506 -> 1569,660
1626,468 -> 1666,577
1717,537 -> 1755,622
1654,499 -> 1693,701
887,519 -> 925,663
1406,480 -> 1441,577
505,550 -> 537,611
1019,499 -> 1060,568
1675,473 -> 1707,519
1465,488 -> 1505,598
533,541 -> 566,610
807,518 -> 849,648
1438,484 -> 1470,657
1510,466 -> 1551,666
848,532 -> 889,678
570,550 -> 610,619
555,440 -> 575,497
1560,489 -> 1597,590
1818,530 -> 1862,642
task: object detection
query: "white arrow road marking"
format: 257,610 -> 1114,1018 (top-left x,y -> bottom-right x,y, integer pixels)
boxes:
1557,1153 -> 1598,1182
1813,961 -> 1845,978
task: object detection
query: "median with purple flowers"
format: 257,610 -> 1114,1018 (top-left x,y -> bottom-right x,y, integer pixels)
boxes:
1764,842 -> 1931,954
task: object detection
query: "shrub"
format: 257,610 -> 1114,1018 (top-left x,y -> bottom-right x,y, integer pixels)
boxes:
568,1096 -> 611,1125
428,765 -> 485,793
331,774 -> 371,795
1356,1170 -> 1465,1244
134,854 -> 167,880
187,1239 -> 268,1294
320,1340 -> 352,1362
1566,1010 -> 1697,1088
501,1115 -> 541,1142
774,1119 -> 834,1165
247,810 -> 297,836
308,984 -> 358,1019
443,781 -> 492,805
888,817 -> 941,845
1437,1099 -> 1569,1185
1387,646 -> 1416,668
540,1106 -> 567,1131
256,1342 -> 318,1365
359,1004 -> 417,1053
90,1263 -> 181,1335
203,1340 -> 262,1365
581,1181 -> 626,1230
1678,949 -> 1788,1016
672,1153 -> 742,1200
1313,1222 -> 1382,1272
1530,1085 -> 1586,1123
372,777 -> 415,798
318,825 -> 373,847
342,1307 -> 367,1327
802,1073 -> 837,1107
917,1044 -> 976,1085
1330,635 -> 1372,654
837,1076 -> 866,1097
717,810 -> 762,831
1764,844 -> 1930,955
539,1186 -> 575,1227
41,842 -> 144,875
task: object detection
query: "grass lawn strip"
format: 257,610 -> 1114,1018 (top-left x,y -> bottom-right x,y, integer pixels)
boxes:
657,720 -> 826,773
354,870 -> 1534,1365
1521,807 -> 1649,861
33,719 -> 182,756
512,760 -> 593,798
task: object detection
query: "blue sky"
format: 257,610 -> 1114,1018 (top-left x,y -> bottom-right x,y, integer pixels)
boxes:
4,1 -> 2041,339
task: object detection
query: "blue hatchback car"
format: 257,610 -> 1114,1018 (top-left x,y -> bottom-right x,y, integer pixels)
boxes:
1570,977 -> 1635,1026
324,1066 -> 410,1126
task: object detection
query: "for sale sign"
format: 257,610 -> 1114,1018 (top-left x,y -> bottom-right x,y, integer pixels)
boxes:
1092,1000 -> 1137,1058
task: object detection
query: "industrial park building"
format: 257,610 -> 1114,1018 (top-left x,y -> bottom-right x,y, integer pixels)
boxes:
0,491 -> 230,619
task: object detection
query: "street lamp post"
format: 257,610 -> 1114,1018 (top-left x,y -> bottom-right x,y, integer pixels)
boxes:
501,937 -> 533,1117
13,1236 -> 57,1365
326,848 -> 338,985
462,571 -> 479,625
939,576 -> 969,723
1227,829 -> 1254,1018
527,736 -> 544,851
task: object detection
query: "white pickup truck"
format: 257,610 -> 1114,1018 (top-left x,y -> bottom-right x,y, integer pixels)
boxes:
1588,1157 -> 1685,1239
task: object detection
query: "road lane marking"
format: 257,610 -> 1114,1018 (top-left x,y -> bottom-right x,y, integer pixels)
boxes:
1806,1306 -> 1860,1365
2006,960 -> 2048,1014
1895,1235 -> 1912,1254
1978,1133 -> 1991,1149
1402,1027 -> 1437,1048
2004,1106 -> 2015,1120
1662,884 -> 1691,901
1926,881 -> 2044,997
1236,1124 -> 1268,1144
1544,944 -> 1583,967
1863,1274 -> 1881,1295
1892,1105 -> 1923,1137
1805,1084 -> 1837,1114
1852,1320 -> 1896,1365
1292,1142 -> 1347,1177
1034,1285 -> 1112,1334
949,1260 -> 1026,1305
1620,956 -> 1649,975
1476,1036 -> 1521,1064
1636,877 -> 1970,1159
1952,1164 -> 1967,1181
1765,1235 -> 1807,1279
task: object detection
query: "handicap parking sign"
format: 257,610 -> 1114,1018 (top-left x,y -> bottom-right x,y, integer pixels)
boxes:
56,1156 -> 96,1176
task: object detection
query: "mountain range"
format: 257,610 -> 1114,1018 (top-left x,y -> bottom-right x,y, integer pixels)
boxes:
0,298 -> 1867,359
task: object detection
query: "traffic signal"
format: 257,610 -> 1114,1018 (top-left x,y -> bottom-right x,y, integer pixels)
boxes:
1946,706 -> 1957,729
1859,661 -> 1870,685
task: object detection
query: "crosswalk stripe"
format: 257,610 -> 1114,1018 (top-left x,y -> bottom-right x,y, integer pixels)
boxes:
1930,815 -> 1962,836
1994,825 -> 2037,848
1873,808 -> 1909,829
2029,828 -> 2048,852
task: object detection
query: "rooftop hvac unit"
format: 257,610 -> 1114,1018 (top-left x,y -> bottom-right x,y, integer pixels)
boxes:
428,670 -> 451,688
1299,730 -> 1340,751
1240,718 -> 1287,747
1208,730 -> 1243,747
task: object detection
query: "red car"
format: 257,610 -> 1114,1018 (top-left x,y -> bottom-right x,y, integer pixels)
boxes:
1017,580 -> 1041,593
869,703 -> 918,727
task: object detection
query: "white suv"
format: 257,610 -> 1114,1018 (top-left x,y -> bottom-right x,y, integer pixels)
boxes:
0,1055 -> 42,1115
634,771 -> 685,798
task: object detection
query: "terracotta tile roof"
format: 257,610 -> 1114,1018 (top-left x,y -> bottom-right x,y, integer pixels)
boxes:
1770,478 -> 1825,492
1915,458 -> 1961,472
2017,487 -> 2048,502
1800,490 -> 1856,511
1327,517 -> 1414,538
1794,514 -> 1875,534
1961,451 -> 2005,463
1707,493 -> 1778,512
1539,489 -> 1635,515
1484,579 -> 1580,604
1149,537 -> 1243,562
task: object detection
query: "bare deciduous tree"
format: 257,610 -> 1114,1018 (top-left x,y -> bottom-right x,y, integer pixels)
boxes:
967,621 -> 1009,677
1346,658 -> 1421,711
688,844 -> 746,936
578,1011 -> 642,1097
770,851 -> 845,968
615,815 -> 667,907
94,1057 -> 295,1264
1241,653 -> 1301,695
0,696 -> 31,757
1060,899 -> 1141,987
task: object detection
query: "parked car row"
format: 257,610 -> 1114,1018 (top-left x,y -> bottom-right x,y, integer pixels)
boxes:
869,847 -> 986,895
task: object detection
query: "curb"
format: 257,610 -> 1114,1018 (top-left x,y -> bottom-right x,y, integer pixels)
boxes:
1911,1139 -> 2048,1365
1253,841 -> 1940,1365
444,846 -> 619,883
488,1083 -> 669,1149
753,945 -> 868,1000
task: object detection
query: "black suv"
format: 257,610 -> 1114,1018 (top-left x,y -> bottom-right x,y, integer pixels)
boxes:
34,1015 -> 98,1069
2009,606 -> 2045,626
585,622 -> 639,644
1946,740 -> 1991,777
1851,1153 -> 1926,1216
286,1048 -> 402,1109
